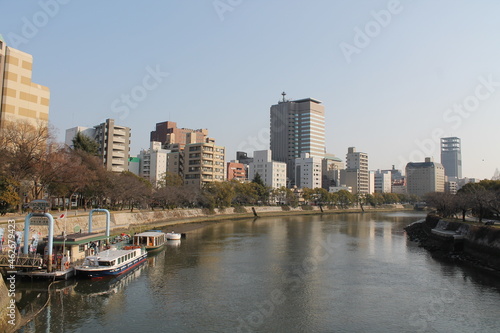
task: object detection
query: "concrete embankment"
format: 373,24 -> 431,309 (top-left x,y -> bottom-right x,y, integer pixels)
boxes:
3,204 -> 409,238
405,214 -> 500,272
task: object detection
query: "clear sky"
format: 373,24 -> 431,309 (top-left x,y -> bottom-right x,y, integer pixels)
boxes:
1,0 -> 499,180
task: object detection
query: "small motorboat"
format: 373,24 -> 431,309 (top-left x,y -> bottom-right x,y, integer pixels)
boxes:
166,231 -> 181,240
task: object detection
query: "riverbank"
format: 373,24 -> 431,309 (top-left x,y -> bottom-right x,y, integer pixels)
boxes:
2,204 -> 413,238
405,214 -> 500,273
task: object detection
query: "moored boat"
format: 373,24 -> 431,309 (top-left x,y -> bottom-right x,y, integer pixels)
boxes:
133,231 -> 168,251
166,231 -> 181,240
75,247 -> 147,278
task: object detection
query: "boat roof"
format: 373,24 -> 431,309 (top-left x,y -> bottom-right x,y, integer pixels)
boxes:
92,248 -> 140,261
134,232 -> 165,237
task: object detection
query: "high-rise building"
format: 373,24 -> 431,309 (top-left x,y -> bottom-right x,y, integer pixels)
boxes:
341,147 -> 369,194
0,35 -> 50,128
295,153 -> 322,189
406,157 -> 445,197
440,137 -> 462,180
270,94 -> 325,185
150,121 -> 208,150
248,150 -> 287,189
66,119 -> 131,173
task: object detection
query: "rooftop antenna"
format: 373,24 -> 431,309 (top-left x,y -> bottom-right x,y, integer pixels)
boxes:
281,91 -> 286,102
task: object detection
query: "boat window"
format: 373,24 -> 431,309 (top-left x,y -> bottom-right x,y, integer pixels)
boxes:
98,260 -> 113,266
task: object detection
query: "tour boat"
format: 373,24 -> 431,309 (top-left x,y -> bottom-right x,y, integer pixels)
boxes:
75,247 -> 147,278
132,231 -> 168,252
166,231 -> 181,240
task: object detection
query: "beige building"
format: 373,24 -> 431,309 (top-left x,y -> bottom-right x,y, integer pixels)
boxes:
0,35 -> 50,128
183,139 -> 226,187
406,157 -> 445,197
341,147 -> 369,194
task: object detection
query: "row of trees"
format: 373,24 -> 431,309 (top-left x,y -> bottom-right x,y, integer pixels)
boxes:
425,180 -> 500,222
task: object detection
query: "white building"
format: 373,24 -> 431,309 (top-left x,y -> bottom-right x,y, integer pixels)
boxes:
295,153 -> 322,189
248,150 -> 287,189
374,170 -> 392,193
137,141 -> 169,186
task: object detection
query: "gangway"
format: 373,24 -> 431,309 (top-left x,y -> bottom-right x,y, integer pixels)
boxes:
0,253 -> 43,269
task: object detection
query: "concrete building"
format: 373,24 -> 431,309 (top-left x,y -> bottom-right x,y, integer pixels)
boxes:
270,94 -> 325,185
137,141 -> 169,186
227,161 -> 246,181
374,170 -> 392,193
441,137 -> 462,181
65,119 -> 131,173
128,157 -> 140,175
295,153 -> 322,189
0,35 -> 50,128
94,119 -> 131,173
406,157 -> 445,197
248,150 -> 287,189
322,154 -> 344,190
183,140 -> 226,187
64,126 -> 96,147
445,180 -> 458,195
150,121 -> 208,150
341,147 -> 369,194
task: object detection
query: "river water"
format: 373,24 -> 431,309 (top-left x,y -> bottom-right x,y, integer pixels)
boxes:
17,212 -> 500,332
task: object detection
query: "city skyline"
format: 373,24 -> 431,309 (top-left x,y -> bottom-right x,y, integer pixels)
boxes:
1,1 -> 500,179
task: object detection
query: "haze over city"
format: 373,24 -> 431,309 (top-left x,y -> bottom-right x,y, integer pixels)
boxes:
1,0 -> 499,179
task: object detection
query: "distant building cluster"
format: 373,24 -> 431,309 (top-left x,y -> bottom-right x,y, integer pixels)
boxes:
0,38 -> 485,197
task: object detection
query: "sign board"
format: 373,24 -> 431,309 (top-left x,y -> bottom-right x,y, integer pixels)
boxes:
30,216 -> 49,226
29,200 -> 50,213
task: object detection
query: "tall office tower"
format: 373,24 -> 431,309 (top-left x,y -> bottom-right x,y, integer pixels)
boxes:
270,93 -> 325,185
0,35 -> 50,128
440,137 -> 462,180
341,147 -> 369,194
150,121 -> 208,151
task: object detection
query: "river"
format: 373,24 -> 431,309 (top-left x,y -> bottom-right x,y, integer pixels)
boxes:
16,212 -> 500,332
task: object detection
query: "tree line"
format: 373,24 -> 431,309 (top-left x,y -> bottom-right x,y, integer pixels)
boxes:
424,180 -> 500,222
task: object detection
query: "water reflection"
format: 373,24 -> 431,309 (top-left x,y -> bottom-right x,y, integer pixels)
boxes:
16,211 -> 500,333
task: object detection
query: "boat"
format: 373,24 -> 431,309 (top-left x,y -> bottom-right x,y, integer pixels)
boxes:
132,231 -> 167,252
75,247 -> 147,278
166,231 -> 181,240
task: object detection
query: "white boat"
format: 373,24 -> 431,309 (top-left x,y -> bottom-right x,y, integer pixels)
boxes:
75,247 -> 147,278
166,231 -> 181,240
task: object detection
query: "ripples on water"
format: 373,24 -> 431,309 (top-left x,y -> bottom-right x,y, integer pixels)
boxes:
17,212 -> 500,333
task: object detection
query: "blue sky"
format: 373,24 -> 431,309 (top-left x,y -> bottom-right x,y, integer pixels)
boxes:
1,0 -> 499,180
